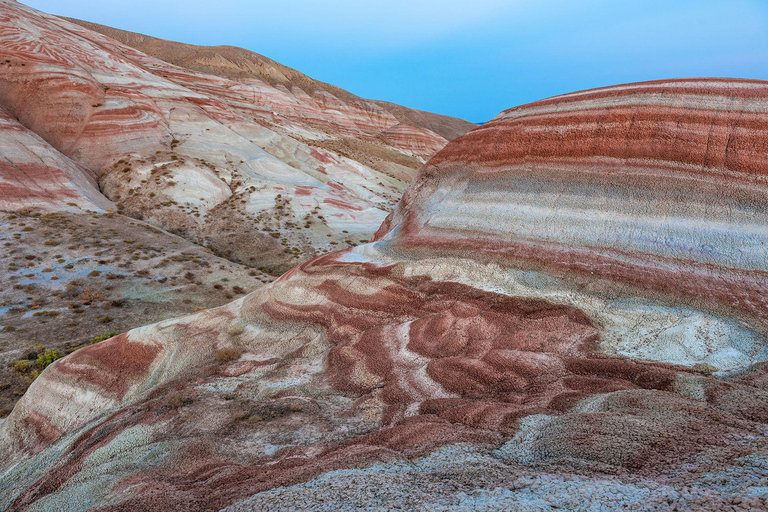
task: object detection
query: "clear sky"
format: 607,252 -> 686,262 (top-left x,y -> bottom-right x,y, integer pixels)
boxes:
22,0 -> 768,123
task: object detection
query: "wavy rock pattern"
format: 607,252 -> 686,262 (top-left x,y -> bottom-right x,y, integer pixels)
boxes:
2,77 -> 768,510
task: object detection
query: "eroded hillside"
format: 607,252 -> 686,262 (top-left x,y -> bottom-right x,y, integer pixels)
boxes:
0,0 -> 477,415
0,0 -> 475,273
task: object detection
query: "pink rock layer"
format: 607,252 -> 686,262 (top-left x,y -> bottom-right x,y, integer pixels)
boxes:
379,78 -> 768,338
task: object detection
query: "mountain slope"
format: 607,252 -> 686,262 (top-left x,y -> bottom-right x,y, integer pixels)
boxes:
62,17 -> 478,141
0,0 -> 474,277
3,77 -> 768,510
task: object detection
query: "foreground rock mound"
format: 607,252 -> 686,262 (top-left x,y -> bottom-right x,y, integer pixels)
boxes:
2,78 -> 768,511
0,0 -> 475,273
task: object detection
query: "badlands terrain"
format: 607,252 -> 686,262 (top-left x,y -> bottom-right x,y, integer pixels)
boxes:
0,0 -> 473,416
2,2 -> 768,512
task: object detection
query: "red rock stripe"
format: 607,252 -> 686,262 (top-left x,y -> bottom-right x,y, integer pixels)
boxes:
498,78 -> 768,116
395,233 -> 768,332
432,108 -> 768,176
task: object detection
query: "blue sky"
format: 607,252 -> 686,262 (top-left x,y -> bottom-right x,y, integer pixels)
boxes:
24,0 -> 768,122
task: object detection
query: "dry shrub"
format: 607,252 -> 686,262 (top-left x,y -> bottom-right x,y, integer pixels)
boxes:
78,287 -> 104,305
216,348 -> 242,364
11,360 -> 31,373
225,321 -> 245,336
231,409 -> 250,422
166,394 -> 184,409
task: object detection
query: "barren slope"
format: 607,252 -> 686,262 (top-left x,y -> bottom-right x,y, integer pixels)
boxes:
0,209 -> 273,417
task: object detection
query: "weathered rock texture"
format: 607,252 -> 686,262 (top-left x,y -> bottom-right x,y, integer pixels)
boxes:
0,0 -> 474,274
1,77 -> 767,510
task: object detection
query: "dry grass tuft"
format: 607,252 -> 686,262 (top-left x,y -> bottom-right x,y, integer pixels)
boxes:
166,394 -> 184,409
216,347 -> 242,364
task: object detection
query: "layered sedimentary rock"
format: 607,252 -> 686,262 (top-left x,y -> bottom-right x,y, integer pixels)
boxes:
379,123 -> 449,158
382,77 -> 768,370
2,78 -> 767,510
0,108 -> 111,212
0,0 -> 474,274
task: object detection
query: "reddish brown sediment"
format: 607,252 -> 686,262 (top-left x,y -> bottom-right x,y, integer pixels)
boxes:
430,78 -> 768,173
18,411 -> 63,453
53,333 -> 161,400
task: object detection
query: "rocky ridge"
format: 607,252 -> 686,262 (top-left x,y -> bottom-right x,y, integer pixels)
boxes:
62,17 -> 477,142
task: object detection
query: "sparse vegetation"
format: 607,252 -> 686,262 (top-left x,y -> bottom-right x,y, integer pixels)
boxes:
9,346 -> 64,382
0,208 -> 270,410
32,310 -> 60,317
92,332 -> 119,343
35,349 -> 63,371
11,360 -> 32,373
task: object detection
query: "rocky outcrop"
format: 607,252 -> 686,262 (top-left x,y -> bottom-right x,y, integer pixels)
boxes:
379,123 -> 449,158
2,77 -> 768,510
0,108 -> 111,212
0,0 -> 473,274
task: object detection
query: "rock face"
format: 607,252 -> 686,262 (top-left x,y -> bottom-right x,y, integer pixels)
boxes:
0,0 -> 475,274
2,77 -> 768,510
